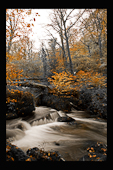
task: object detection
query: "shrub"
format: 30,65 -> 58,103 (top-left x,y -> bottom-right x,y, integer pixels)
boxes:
77,86 -> 107,118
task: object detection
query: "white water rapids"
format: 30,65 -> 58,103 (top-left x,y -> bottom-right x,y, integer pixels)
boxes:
6,106 -> 107,161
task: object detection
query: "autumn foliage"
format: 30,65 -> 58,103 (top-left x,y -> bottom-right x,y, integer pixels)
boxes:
6,9 -> 107,118
6,53 -> 24,84
48,70 -> 107,97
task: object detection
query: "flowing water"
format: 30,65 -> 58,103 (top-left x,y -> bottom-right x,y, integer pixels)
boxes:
6,106 -> 107,161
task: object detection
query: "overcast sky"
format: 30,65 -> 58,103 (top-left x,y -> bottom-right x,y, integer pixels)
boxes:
24,9 -> 88,52
27,9 -> 52,51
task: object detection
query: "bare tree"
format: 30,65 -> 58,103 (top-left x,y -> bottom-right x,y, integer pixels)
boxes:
26,37 -> 33,59
79,29 -> 92,58
47,9 -> 86,74
40,47 -> 47,78
6,10 -> 19,53
80,9 -> 107,62
6,9 -> 33,55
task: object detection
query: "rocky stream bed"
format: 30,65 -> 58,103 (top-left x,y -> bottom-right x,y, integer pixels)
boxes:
6,81 -> 107,161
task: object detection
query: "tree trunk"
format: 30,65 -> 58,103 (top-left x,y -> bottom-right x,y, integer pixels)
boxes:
87,45 -> 91,57
60,19 -> 67,69
97,13 -> 103,62
98,33 -> 102,60
7,17 -> 14,54
41,48 -> 47,78
64,25 -> 73,74
61,11 -> 73,75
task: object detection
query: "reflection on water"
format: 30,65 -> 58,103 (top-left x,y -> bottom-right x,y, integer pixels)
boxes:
6,106 -> 107,161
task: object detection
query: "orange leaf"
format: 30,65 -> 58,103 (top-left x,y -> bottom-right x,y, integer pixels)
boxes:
11,157 -> 14,161
26,158 -> 31,161
88,153 -> 92,158
27,24 -> 30,27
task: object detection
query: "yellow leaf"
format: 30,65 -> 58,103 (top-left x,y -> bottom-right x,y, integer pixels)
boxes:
89,150 -> 92,152
11,157 -> 14,161
88,153 -> 92,158
26,158 -> 31,161
101,148 -> 107,152
48,152 -> 50,156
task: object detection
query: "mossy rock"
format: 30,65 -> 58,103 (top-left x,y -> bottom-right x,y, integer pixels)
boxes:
6,86 -> 35,118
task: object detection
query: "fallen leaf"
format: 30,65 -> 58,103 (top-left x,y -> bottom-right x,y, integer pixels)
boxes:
26,158 -> 31,161
101,148 -> 107,152
48,152 -> 50,156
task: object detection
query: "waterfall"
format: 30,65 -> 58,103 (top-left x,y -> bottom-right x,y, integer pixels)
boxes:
6,106 -> 107,160
31,111 -> 60,126
6,119 -> 31,141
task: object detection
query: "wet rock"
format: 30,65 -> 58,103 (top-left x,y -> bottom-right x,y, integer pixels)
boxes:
6,141 -> 35,161
67,121 -> 77,126
6,141 -> 65,161
6,86 -> 35,119
55,142 -> 60,146
75,87 -> 107,119
57,116 -> 75,122
37,93 -> 71,112
6,102 -> 18,119
26,147 -> 64,161
79,142 -> 107,161
57,115 -> 77,126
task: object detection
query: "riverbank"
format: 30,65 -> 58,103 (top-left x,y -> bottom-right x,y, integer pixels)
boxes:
6,140 -> 107,161
6,82 -> 107,120
6,82 -> 107,161
6,106 -> 107,161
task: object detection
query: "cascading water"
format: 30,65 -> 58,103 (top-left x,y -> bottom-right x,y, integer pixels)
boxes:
31,111 -> 60,126
6,106 -> 107,161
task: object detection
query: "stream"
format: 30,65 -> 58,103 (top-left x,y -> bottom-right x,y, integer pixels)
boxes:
6,106 -> 107,161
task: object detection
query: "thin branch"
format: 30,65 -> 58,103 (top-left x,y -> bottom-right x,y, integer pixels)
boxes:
46,29 -> 62,48
67,9 -> 86,33
47,24 -> 66,40
65,9 -> 75,22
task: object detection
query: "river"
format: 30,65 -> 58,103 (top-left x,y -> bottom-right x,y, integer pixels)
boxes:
6,106 -> 107,161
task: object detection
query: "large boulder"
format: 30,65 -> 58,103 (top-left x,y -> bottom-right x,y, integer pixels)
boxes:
6,86 -> 35,119
57,116 -> 76,125
71,86 -> 107,119
37,93 -> 72,112
6,141 -> 65,161
26,147 -> 65,161
79,142 -> 107,161
6,141 -> 35,161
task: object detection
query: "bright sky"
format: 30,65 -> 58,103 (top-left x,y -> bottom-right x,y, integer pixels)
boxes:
24,9 -> 89,52
27,9 -> 53,51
